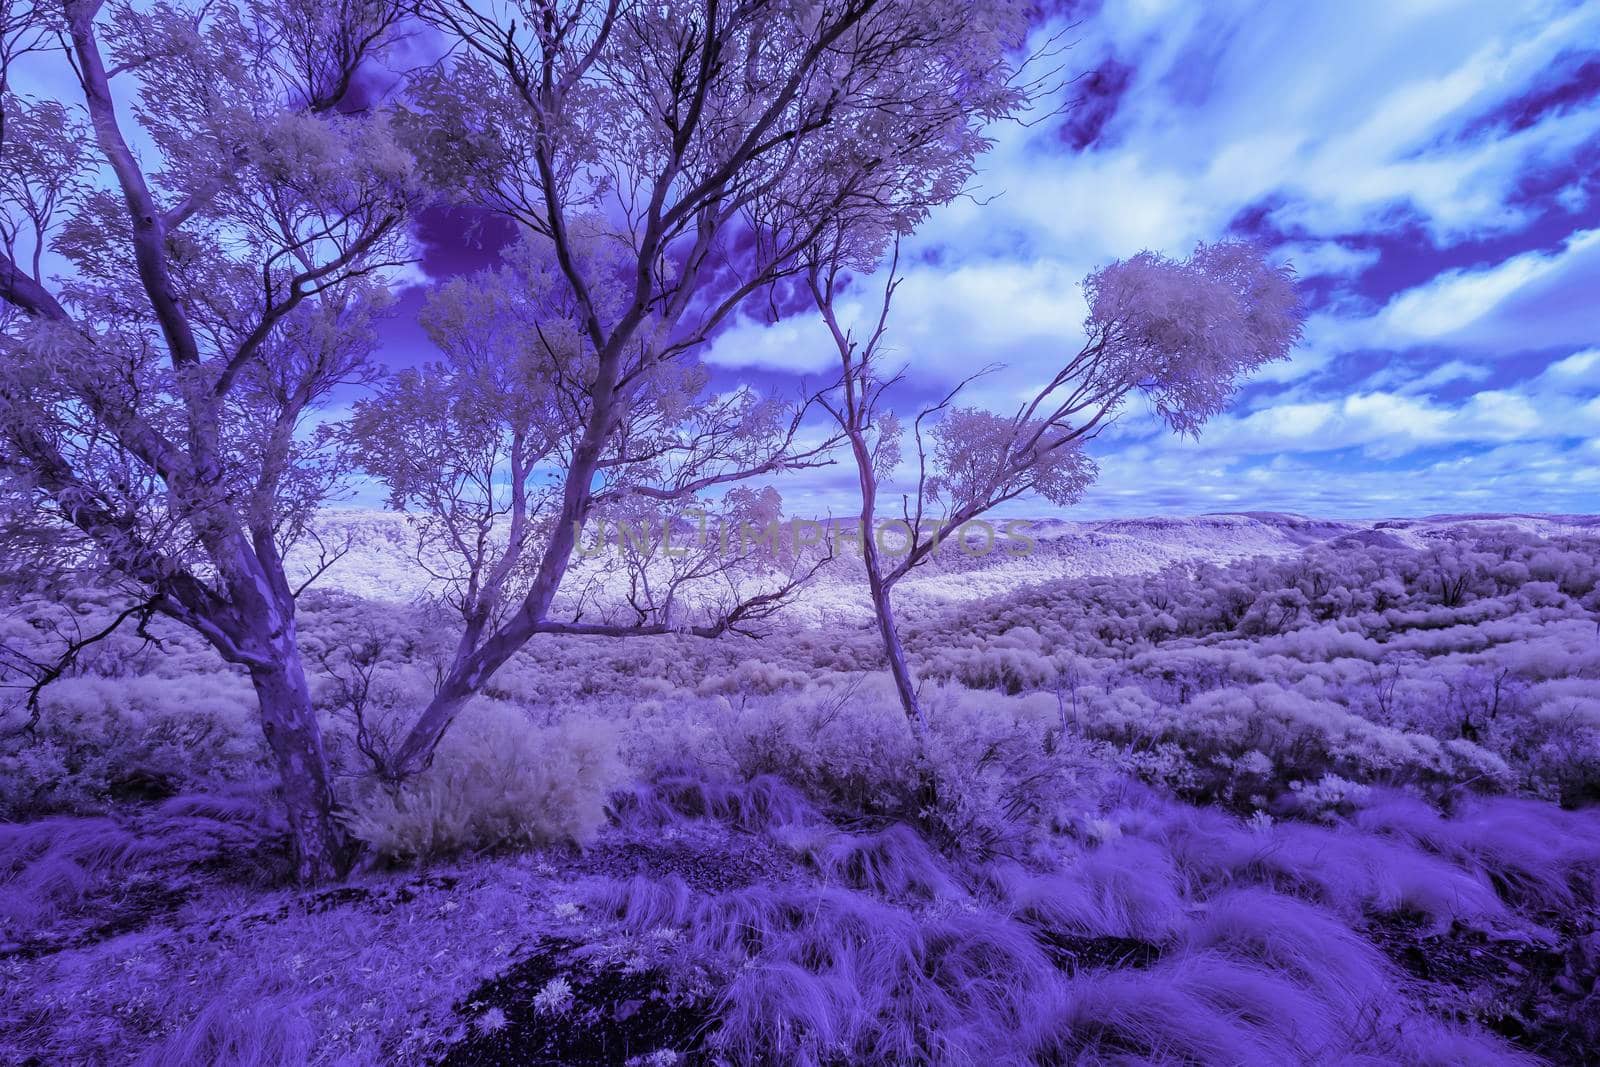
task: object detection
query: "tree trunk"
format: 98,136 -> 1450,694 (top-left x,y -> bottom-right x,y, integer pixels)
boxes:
391,370 -> 622,776
248,643 -> 348,883
836,390 -> 926,737
861,532 -> 939,822
870,574 -> 924,732
387,518 -> 579,776
861,526 -> 926,735
390,661 -> 475,777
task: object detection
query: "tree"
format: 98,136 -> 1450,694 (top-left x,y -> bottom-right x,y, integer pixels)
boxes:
810,239 -> 1305,732
0,0 -> 412,881
346,230 -> 834,780
379,0 -> 1040,775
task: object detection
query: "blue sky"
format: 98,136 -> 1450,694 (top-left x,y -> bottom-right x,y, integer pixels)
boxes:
681,0 -> 1600,520
393,0 -> 1600,519
22,1 -> 1598,520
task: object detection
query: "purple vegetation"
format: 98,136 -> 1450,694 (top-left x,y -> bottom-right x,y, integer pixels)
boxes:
2,520 -> 1599,1064
2,0 -> 1598,1063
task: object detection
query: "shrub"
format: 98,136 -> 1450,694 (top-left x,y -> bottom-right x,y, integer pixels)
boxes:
1006,836 -> 1187,943
798,823 -> 958,901
0,791 -> 282,941
0,673 -> 265,819
135,996 -> 315,1067
609,770 -> 817,835
340,700 -> 623,861
594,879 -> 1059,1066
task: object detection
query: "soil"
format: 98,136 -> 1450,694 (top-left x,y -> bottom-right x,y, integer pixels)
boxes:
439,937 -> 714,1067
1366,912 -> 1600,1065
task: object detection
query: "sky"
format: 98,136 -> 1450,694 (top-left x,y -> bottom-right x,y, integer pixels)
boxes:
383,0 -> 1600,520
680,0 -> 1600,520
15,0 -> 1600,521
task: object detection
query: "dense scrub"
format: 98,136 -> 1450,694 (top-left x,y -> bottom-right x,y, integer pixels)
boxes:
2,520 -> 1598,1063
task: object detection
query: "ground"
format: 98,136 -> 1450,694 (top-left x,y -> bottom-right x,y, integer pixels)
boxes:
3,513 -> 1599,1065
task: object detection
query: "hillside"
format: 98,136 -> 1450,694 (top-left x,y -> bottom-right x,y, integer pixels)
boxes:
292,509 -> 1600,623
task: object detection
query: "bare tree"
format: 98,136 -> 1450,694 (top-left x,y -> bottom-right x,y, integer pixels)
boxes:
810,239 -> 1306,732
0,0 -> 412,881
583,488 -> 829,635
381,0 -> 1041,774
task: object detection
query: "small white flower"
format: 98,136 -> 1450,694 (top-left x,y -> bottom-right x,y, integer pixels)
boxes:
533,976 -> 574,1015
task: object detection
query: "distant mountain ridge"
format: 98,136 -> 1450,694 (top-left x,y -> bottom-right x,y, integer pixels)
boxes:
289,509 -> 1600,626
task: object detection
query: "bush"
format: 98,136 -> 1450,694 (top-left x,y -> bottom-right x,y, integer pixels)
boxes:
627,680 -> 1106,866
340,700 -> 623,861
0,673 -> 265,819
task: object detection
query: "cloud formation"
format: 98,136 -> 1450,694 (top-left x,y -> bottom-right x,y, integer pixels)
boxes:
705,0 -> 1600,517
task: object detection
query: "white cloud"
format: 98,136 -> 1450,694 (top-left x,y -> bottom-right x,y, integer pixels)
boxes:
1540,348 -> 1600,384
1178,366 -> 1598,459
923,0 -> 1600,267
702,310 -> 837,375
814,0 -> 1600,408
1072,435 -> 1599,519
1365,359 -> 1493,394
1276,241 -> 1382,280
1327,229 -> 1600,355
706,258 -> 1092,405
